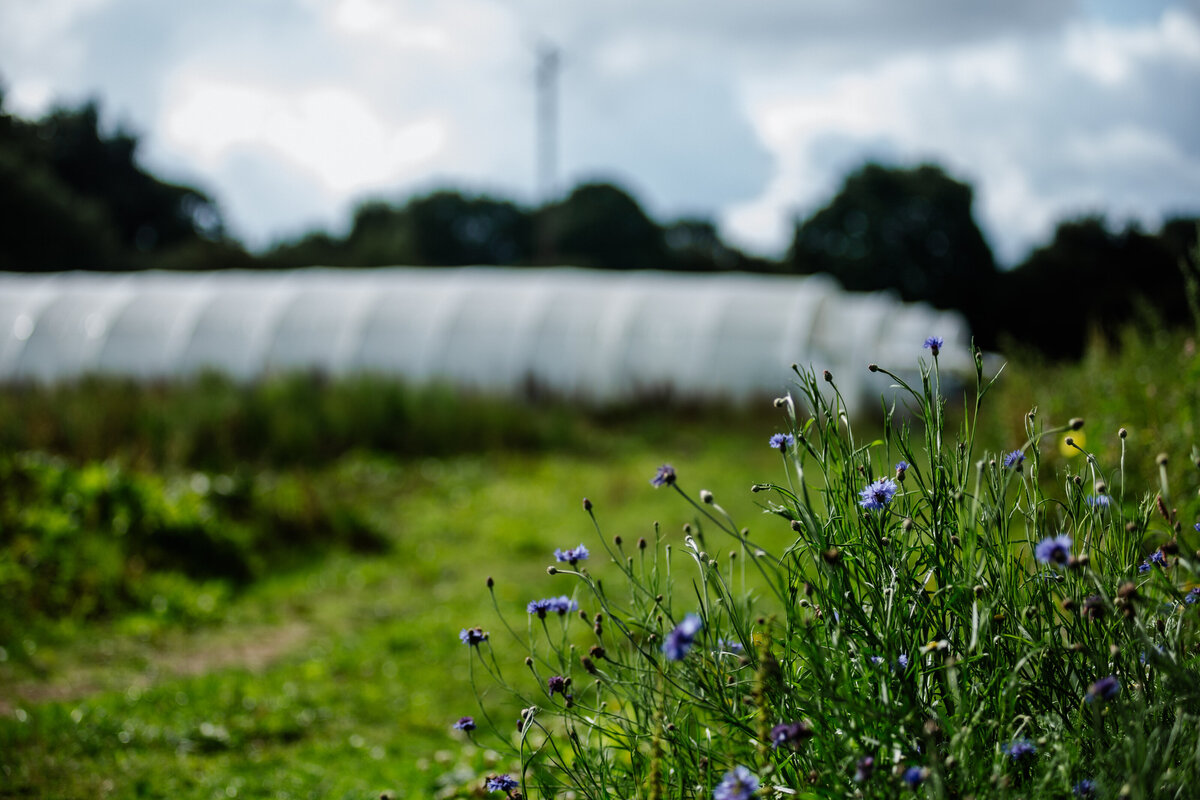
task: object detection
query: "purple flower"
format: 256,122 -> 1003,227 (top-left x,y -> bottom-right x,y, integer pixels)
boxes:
1087,675 -> 1120,702
453,716 -> 476,731
553,544 -> 590,564
769,433 -> 795,452
713,766 -> 759,800
859,477 -> 899,511
853,756 -> 875,782
903,766 -> 925,788
486,774 -> 519,792
716,638 -> 743,654
770,720 -> 813,749
547,675 -> 567,696
528,596 -> 578,618
1003,450 -> 1025,469
1139,550 -> 1167,573
459,627 -> 488,646
1086,494 -> 1111,509
896,653 -> 910,670
868,655 -> 884,666
1194,522 -> 1200,532
1003,738 -> 1037,762
1074,779 -> 1097,797
923,336 -> 944,355
1034,534 -> 1072,566
1185,588 -> 1199,605
663,613 -> 703,661
650,464 -> 676,487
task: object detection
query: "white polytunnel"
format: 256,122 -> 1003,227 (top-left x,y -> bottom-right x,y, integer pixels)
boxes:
0,267 -> 974,412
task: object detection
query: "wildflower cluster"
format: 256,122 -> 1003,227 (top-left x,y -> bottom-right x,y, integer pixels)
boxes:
447,338 -> 1200,799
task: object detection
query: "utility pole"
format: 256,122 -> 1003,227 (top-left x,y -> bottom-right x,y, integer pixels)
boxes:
535,42 -> 559,204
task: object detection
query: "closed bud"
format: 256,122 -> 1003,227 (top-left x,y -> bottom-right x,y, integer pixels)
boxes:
822,547 -> 841,565
868,363 -> 879,372
1061,597 -> 1077,611
1095,480 -> 1107,494
791,520 -> 803,532
487,576 -> 494,589
1069,417 -> 1084,430
525,656 -> 533,667
973,585 -> 985,597
613,535 -> 622,546
637,537 -> 647,550
582,497 -> 592,511
700,489 -> 714,504
547,566 -> 558,575
823,369 -> 833,383
1119,427 -> 1128,439
902,517 -> 914,532
1163,539 -> 1179,555
950,535 -> 961,547
1157,452 -> 1169,466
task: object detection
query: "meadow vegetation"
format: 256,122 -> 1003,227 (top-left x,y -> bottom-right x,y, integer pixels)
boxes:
0,327 -> 1197,799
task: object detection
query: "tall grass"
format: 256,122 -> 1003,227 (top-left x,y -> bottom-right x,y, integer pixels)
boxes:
459,341 -> 1200,799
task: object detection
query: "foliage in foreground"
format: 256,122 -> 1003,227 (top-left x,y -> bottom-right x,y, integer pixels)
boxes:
461,343 -> 1200,799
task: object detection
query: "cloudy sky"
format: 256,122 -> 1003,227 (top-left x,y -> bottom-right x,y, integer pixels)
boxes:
2,0 -> 1198,264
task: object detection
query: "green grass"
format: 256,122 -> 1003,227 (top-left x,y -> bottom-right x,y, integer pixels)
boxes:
1,327 -> 1197,798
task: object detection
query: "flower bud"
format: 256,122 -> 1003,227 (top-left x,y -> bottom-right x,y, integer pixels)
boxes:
582,497 -> 593,511
1069,418 -> 1084,430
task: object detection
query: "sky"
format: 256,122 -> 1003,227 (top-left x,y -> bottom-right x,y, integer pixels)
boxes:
1,0 -> 1198,265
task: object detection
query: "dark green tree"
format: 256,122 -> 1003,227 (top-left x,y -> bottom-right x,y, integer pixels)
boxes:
787,163 -> 999,343
999,217 -> 1197,358
536,183 -> 667,269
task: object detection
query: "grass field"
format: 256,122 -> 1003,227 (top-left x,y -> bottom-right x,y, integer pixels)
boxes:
1,328 -> 1197,799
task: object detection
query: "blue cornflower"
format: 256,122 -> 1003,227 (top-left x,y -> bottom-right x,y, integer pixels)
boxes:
1086,494 -> 1111,509
923,336 -> 944,355
485,774 -> 519,792
1186,588 -> 1200,605
713,766 -> 759,800
1003,450 -> 1025,469
663,613 -> 703,661
1195,522 -> 1200,532
1139,550 -> 1167,573
553,544 -> 590,564
650,464 -> 676,487
527,596 -> 578,618
1073,779 -> 1097,798
902,766 -> 925,788
1034,534 -> 1073,566
547,675 -> 567,696
858,477 -> 899,511
459,627 -> 488,646
1003,738 -> 1037,763
896,653 -> 910,671
1087,675 -> 1120,702
716,638 -> 744,654
453,716 -> 476,731
769,432 -> 795,452
868,655 -> 884,666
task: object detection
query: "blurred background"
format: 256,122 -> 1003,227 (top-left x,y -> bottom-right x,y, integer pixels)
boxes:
1,2 -> 1199,798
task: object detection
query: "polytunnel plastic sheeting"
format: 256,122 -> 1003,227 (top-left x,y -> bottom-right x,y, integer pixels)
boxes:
0,267 -> 975,412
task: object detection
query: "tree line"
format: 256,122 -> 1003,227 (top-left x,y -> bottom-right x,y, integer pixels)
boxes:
2,97 -> 1196,358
